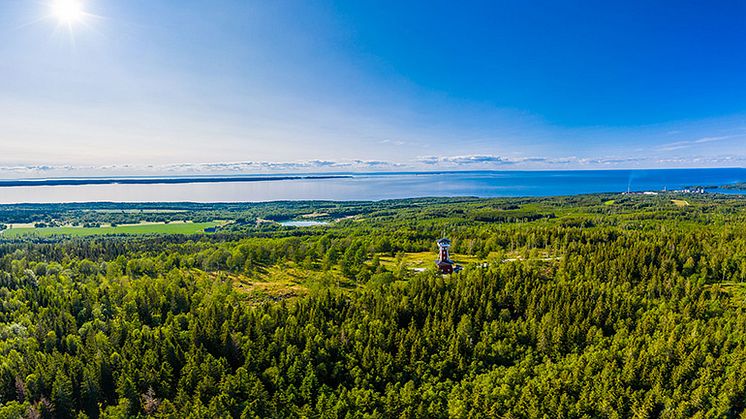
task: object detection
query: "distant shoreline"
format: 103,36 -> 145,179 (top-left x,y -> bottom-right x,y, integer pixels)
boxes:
0,175 -> 352,188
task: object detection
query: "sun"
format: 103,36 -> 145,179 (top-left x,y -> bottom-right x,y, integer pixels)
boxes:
51,0 -> 85,25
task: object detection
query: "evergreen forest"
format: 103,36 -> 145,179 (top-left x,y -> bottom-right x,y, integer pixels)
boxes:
0,194 -> 746,417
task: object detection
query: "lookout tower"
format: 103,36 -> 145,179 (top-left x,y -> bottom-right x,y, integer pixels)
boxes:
436,238 -> 455,274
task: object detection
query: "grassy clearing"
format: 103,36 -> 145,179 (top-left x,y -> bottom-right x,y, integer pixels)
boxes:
222,248 -> 567,302
226,270 -> 309,302
209,249 -> 567,302
604,200 -> 616,206
0,221 -> 220,238
377,251 -> 490,270
301,212 -> 329,218
377,250 -> 562,271
671,199 -> 690,207
227,263 -> 351,303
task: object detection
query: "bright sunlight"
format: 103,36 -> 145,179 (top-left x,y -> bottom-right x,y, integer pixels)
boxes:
51,0 -> 85,25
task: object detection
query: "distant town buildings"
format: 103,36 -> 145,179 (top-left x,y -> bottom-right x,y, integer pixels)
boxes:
622,186 -> 706,196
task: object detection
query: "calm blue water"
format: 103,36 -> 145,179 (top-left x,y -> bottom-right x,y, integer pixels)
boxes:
0,168 -> 743,203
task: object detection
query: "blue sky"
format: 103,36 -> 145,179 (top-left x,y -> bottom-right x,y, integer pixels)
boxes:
0,0 -> 745,176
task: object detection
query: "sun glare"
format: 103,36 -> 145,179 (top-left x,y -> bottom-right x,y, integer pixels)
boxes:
51,0 -> 85,25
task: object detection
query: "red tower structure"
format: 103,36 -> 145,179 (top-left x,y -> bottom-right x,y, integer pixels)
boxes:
436,238 -> 455,274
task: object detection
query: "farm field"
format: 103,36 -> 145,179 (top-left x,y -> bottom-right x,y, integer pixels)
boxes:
0,221 -> 220,237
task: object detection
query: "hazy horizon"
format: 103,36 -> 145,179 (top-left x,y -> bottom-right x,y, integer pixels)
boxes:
1,166 -> 746,182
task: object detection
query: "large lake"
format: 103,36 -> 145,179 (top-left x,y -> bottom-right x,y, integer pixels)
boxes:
0,169 -> 743,203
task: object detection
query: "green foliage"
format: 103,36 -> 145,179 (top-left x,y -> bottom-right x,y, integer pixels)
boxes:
720,182 -> 746,190
0,194 -> 745,417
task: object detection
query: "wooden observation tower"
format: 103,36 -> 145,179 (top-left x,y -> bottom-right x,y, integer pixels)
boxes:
436,238 -> 456,274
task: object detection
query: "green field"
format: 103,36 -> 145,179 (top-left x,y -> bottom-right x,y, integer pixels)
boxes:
0,222 -> 219,238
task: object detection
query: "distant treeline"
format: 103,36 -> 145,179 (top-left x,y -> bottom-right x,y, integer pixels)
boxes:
721,182 -> 746,190
685,182 -> 746,191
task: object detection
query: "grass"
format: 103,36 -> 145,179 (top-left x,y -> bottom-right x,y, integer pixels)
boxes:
377,251 -> 488,270
671,199 -> 690,207
0,222 -> 220,238
226,268 -> 309,302
227,263 -> 351,303
226,249 -> 565,303
377,249 -> 562,271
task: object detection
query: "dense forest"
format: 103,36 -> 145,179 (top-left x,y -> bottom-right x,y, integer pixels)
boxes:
1,193 -> 746,417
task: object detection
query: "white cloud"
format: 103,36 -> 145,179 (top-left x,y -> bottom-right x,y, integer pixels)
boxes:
380,139 -> 407,146
0,159 -> 406,178
657,134 -> 746,152
0,152 -> 744,179
417,154 -> 514,165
